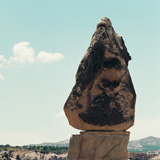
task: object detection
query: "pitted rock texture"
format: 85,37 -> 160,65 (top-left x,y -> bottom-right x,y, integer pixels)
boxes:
64,17 -> 136,131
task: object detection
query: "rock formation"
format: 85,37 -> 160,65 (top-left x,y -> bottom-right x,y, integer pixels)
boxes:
64,17 -> 136,160
64,17 -> 136,131
67,131 -> 130,160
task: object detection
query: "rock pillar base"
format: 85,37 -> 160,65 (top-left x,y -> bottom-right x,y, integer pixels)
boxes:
67,131 -> 130,160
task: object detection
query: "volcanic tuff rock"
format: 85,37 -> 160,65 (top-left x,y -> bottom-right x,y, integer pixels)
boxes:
67,131 -> 129,160
64,17 -> 136,131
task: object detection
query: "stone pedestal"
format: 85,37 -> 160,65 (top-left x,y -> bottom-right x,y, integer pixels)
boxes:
67,131 -> 130,160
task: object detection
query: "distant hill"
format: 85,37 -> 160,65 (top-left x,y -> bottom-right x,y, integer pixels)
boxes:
128,136 -> 160,152
28,139 -> 69,147
28,136 -> 160,153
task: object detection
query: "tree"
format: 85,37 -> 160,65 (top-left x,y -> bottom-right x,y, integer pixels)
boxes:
16,154 -> 21,160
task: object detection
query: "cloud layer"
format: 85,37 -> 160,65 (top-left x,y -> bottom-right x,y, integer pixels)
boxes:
0,42 -> 65,79
0,74 -> 5,80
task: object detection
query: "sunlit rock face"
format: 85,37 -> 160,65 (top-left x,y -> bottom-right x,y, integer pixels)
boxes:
67,131 -> 129,160
64,17 -> 136,131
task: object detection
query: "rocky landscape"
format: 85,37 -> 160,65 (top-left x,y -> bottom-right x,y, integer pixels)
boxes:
0,150 -> 67,160
128,152 -> 159,160
1,150 -> 160,160
0,136 -> 160,160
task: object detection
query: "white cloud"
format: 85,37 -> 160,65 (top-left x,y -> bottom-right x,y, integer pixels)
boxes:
11,42 -> 35,64
0,55 -> 7,62
37,51 -> 64,63
0,41 -> 64,68
0,74 -> 5,80
0,55 -> 7,68
129,119 -> 160,140
55,110 -> 65,118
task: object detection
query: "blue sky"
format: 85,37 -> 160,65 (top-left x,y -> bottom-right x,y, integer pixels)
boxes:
0,0 -> 160,145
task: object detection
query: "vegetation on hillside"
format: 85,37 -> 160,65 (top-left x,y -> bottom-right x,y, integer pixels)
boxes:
128,145 -> 160,152
0,144 -> 68,154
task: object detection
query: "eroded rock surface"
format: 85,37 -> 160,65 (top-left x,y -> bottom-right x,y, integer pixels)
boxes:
67,131 -> 129,160
64,17 -> 136,131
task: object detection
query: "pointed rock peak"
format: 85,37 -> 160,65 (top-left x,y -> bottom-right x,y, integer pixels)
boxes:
64,17 -> 136,131
97,17 -> 112,29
